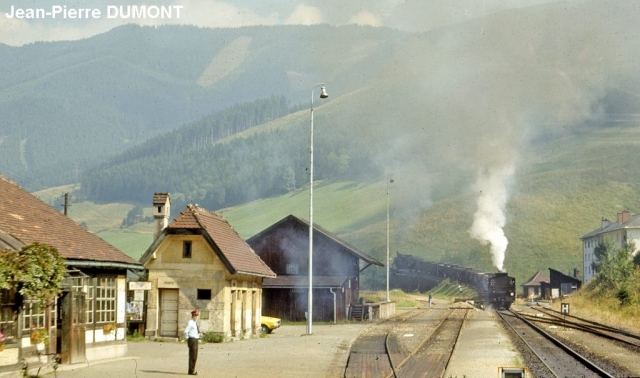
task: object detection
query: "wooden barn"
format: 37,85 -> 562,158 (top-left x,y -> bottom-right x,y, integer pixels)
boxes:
540,268 -> 582,300
246,215 -> 383,322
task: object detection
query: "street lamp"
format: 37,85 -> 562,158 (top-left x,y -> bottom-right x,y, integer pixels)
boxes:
386,176 -> 394,302
308,83 -> 328,335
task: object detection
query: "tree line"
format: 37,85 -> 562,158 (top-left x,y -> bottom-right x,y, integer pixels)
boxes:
80,96 -> 379,213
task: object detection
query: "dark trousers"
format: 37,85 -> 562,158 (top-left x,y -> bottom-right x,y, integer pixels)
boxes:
188,338 -> 198,374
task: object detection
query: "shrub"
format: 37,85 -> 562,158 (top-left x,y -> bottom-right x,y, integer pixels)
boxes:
201,332 -> 224,343
617,286 -> 631,306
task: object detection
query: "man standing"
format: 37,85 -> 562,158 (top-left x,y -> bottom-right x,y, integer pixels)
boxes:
184,309 -> 200,375
428,292 -> 433,308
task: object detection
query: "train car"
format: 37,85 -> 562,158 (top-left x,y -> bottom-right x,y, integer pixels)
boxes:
391,253 -> 441,292
390,253 -> 516,310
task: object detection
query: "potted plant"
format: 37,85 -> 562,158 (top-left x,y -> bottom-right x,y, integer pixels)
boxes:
30,328 -> 48,347
102,323 -> 116,334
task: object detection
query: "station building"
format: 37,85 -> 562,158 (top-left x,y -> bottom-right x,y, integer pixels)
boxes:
0,175 -> 143,375
139,194 -> 275,341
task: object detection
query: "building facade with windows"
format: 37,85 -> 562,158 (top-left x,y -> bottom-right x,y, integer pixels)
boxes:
0,175 -> 143,374
581,210 -> 640,283
140,196 -> 275,341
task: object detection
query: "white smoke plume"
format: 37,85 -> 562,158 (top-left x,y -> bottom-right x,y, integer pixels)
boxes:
468,164 -> 515,271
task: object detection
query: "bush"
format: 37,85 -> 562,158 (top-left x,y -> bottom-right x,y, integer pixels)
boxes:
617,286 -> 631,306
127,329 -> 146,342
201,332 -> 224,343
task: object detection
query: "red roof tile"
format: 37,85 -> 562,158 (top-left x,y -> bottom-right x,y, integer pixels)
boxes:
167,205 -> 275,277
152,192 -> 170,205
0,175 -> 142,267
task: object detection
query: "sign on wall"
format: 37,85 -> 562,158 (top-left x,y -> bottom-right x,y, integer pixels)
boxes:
129,281 -> 152,290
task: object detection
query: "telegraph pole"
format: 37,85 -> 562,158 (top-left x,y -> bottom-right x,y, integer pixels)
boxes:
63,193 -> 69,216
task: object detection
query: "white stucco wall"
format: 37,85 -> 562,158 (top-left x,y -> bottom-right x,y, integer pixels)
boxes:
144,235 -> 263,340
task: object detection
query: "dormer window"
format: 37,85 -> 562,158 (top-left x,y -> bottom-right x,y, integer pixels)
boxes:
183,241 -> 192,258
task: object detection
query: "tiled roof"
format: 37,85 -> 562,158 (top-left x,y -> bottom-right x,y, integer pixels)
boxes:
0,175 -> 142,267
521,270 -> 549,287
152,192 -> 170,205
262,275 -> 348,288
581,213 -> 640,239
165,205 -> 275,278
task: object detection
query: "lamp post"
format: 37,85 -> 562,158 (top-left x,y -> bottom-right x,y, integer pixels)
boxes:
386,176 -> 394,302
308,83 -> 328,335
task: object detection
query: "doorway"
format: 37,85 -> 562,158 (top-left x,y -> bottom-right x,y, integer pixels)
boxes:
160,289 -> 178,337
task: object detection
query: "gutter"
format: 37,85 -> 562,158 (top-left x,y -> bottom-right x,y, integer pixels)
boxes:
235,270 -> 277,279
66,260 -> 145,271
329,288 -> 337,324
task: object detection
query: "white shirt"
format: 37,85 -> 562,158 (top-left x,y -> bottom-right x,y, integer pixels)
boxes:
184,318 -> 200,339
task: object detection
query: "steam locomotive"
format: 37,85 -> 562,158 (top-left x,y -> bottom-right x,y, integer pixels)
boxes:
390,252 -> 516,309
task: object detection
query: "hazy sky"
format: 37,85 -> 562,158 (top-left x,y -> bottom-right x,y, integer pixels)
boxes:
0,0 -> 558,46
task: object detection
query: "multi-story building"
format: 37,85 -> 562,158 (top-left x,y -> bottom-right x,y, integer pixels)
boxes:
581,210 -> 640,283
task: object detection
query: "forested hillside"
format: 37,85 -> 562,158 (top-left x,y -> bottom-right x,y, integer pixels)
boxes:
7,0 -> 640,293
0,24 -> 404,189
80,94 -> 375,212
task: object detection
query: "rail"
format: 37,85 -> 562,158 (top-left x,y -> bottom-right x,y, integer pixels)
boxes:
498,309 -> 615,378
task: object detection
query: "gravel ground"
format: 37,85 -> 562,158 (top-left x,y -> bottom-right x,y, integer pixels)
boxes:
352,300 -> 526,378
5,323 -> 369,378
513,303 -> 640,377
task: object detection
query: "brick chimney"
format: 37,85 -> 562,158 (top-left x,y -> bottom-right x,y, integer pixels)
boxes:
153,192 -> 170,241
617,210 -> 631,224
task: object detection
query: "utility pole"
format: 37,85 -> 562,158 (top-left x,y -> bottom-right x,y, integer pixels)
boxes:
63,193 -> 69,216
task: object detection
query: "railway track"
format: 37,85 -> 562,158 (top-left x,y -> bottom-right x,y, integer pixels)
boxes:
343,308 -> 424,378
497,309 -> 616,377
344,307 -> 470,378
525,304 -> 640,349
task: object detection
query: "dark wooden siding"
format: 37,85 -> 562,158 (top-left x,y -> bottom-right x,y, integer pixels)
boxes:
249,217 -> 372,322
250,221 -> 360,277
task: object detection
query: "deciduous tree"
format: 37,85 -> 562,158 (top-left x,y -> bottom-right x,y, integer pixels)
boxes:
0,243 -> 66,303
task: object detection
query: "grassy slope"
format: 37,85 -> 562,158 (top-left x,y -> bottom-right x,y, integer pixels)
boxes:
222,125 -> 640,291
33,125 -> 640,293
32,186 -> 152,259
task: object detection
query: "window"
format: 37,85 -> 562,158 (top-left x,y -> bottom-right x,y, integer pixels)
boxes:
183,241 -> 192,258
22,300 -> 46,330
87,279 -> 95,323
95,277 -> 116,323
0,290 -> 17,341
197,289 -> 211,300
